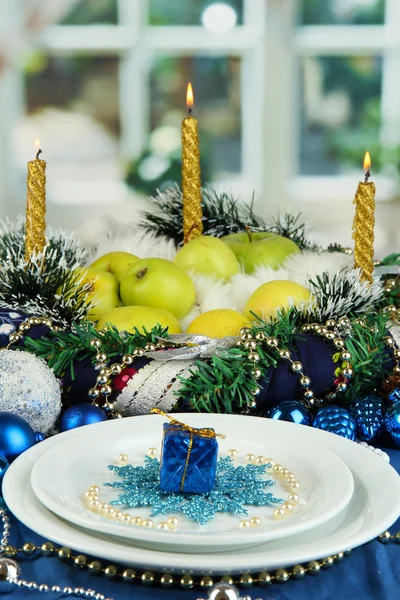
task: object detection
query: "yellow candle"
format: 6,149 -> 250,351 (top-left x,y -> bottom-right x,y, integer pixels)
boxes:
182,82 -> 203,244
352,151 -> 375,283
25,139 -> 46,261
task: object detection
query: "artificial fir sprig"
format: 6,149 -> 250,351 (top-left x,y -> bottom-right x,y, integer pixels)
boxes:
0,218 -> 90,326
304,268 -> 383,321
24,321 -> 170,377
140,186 -> 266,246
265,213 -> 321,252
341,312 -> 393,403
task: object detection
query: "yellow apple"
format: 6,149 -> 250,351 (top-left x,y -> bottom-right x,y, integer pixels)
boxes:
186,309 -> 250,338
63,267 -> 120,322
244,280 -> 311,321
174,235 -> 239,280
120,258 -> 196,319
96,305 -> 181,334
223,231 -> 300,274
90,251 -> 140,282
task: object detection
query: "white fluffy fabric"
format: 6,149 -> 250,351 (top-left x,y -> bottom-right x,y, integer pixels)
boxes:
90,230 -> 176,262
91,233 -> 358,330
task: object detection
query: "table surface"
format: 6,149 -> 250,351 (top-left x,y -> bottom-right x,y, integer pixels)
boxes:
0,447 -> 399,600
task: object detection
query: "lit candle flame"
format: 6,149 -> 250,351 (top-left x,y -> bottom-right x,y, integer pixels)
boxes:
186,82 -> 194,109
363,151 -> 371,171
34,138 -> 41,150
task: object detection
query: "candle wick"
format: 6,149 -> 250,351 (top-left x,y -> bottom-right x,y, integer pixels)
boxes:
188,108 -> 192,116
36,149 -> 42,160
364,169 -> 370,183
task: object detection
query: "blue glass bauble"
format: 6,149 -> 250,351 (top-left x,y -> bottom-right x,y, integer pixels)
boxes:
313,406 -> 356,440
59,404 -> 108,432
384,402 -> 400,448
267,400 -> 312,426
0,454 -> 9,486
388,388 -> 400,404
0,412 -> 37,462
351,395 -> 385,442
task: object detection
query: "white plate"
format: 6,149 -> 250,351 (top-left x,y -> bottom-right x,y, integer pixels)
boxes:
30,415 -> 354,553
3,415 -> 400,574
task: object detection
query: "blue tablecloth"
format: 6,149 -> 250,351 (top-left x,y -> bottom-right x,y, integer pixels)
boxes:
1,449 -> 399,600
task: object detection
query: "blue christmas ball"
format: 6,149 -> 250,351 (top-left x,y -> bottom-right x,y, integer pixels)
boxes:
384,402 -> 400,448
267,400 -> 312,426
388,387 -> 400,404
60,404 -> 107,432
313,405 -> 356,440
0,454 -> 9,486
0,412 -> 37,462
351,395 -> 385,442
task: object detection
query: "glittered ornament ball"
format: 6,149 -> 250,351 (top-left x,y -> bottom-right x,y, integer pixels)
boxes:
0,350 -> 61,434
313,405 -> 356,440
59,404 -> 108,432
352,395 -> 385,442
267,399 -> 312,426
384,402 -> 400,449
0,412 -> 38,462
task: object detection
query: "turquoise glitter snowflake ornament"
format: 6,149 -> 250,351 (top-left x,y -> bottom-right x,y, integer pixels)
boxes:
104,456 -> 283,525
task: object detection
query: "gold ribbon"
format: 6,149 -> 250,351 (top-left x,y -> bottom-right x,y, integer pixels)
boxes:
151,408 -> 225,491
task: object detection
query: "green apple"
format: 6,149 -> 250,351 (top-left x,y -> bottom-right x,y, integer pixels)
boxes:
120,258 -> 196,319
174,235 -> 239,280
90,251 -> 140,282
222,231 -> 300,274
65,267 -> 120,322
244,280 -> 311,321
96,305 -> 181,334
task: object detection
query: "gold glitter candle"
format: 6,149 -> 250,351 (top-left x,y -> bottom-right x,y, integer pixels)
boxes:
352,151 -> 376,283
25,140 -> 46,260
182,82 -> 203,244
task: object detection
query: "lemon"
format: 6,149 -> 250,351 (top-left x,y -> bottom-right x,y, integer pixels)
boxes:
186,309 -> 249,338
244,280 -> 311,321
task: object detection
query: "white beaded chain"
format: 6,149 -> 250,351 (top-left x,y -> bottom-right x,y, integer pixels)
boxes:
0,507 -> 114,600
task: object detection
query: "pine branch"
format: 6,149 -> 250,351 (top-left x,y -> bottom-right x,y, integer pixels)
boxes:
140,186 -> 266,246
23,322 -> 170,377
0,219 -> 90,326
265,213 -> 321,252
380,253 -> 400,266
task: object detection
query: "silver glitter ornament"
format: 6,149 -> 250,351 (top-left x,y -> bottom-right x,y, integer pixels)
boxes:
0,558 -> 21,581
114,359 -> 198,416
0,350 -> 61,434
208,583 -> 239,600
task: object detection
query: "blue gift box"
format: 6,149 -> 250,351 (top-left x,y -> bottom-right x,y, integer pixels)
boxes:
160,423 -> 218,494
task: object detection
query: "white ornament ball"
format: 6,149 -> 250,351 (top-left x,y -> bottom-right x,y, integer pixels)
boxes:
0,350 -> 61,434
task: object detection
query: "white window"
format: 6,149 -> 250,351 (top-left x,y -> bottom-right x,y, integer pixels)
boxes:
0,0 -> 398,241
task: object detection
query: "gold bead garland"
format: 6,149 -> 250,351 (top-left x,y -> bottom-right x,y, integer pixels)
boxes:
8,505 -> 389,592
87,336 -> 165,417
5,314 -> 399,414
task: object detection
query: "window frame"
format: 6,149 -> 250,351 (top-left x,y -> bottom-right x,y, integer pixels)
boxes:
0,0 -> 398,221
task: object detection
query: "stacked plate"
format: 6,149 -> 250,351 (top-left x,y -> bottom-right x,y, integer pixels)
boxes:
3,414 -> 400,575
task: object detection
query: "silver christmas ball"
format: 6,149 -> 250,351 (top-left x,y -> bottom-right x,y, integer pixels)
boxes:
208,583 -> 239,600
115,359 -> 198,416
0,558 -> 21,581
0,350 -> 61,434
